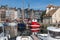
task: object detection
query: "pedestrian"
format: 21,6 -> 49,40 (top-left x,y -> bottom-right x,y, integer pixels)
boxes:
18,20 -> 26,33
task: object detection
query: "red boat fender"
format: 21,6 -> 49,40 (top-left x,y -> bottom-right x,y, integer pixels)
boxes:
31,19 -> 40,32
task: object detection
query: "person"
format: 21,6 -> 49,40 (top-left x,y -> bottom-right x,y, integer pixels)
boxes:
18,20 -> 26,33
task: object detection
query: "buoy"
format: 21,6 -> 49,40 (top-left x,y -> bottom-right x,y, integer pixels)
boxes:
31,19 -> 40,32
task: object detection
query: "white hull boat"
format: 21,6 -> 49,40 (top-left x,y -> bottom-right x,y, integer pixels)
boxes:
37,34 -> 47,40
16,36 -> 33,40
47,26 -> 60,40
37,26 -> 60,40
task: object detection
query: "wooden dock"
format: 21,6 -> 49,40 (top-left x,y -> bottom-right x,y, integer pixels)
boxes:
31,34 -> 39,40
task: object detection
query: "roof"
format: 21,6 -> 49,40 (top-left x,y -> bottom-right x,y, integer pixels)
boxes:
43,9 -> 58,18
47,4 -> 56,8
47,4 -> 60,8
9,7 -> 17,11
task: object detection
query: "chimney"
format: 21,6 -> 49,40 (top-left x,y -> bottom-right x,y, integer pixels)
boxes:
46,4 -> 55,14
46,8 -> 50,14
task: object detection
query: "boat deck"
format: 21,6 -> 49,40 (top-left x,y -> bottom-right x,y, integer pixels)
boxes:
9,35 -> 40,40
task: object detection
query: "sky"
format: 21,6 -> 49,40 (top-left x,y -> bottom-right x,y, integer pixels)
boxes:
0,0 -> 60,10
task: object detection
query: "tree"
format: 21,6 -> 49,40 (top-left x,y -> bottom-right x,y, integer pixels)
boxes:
40,10 -> 46,22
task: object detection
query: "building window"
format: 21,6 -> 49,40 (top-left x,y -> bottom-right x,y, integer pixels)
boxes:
0,27 -> 3,33
1,11 -> 6,21
55,14 -> 56,17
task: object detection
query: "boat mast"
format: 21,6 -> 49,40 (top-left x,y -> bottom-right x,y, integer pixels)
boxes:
22,0 -> 25,22
28,2 -> 30,19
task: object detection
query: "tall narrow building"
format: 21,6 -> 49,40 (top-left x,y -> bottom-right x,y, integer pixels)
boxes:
0,5 -> 7,22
